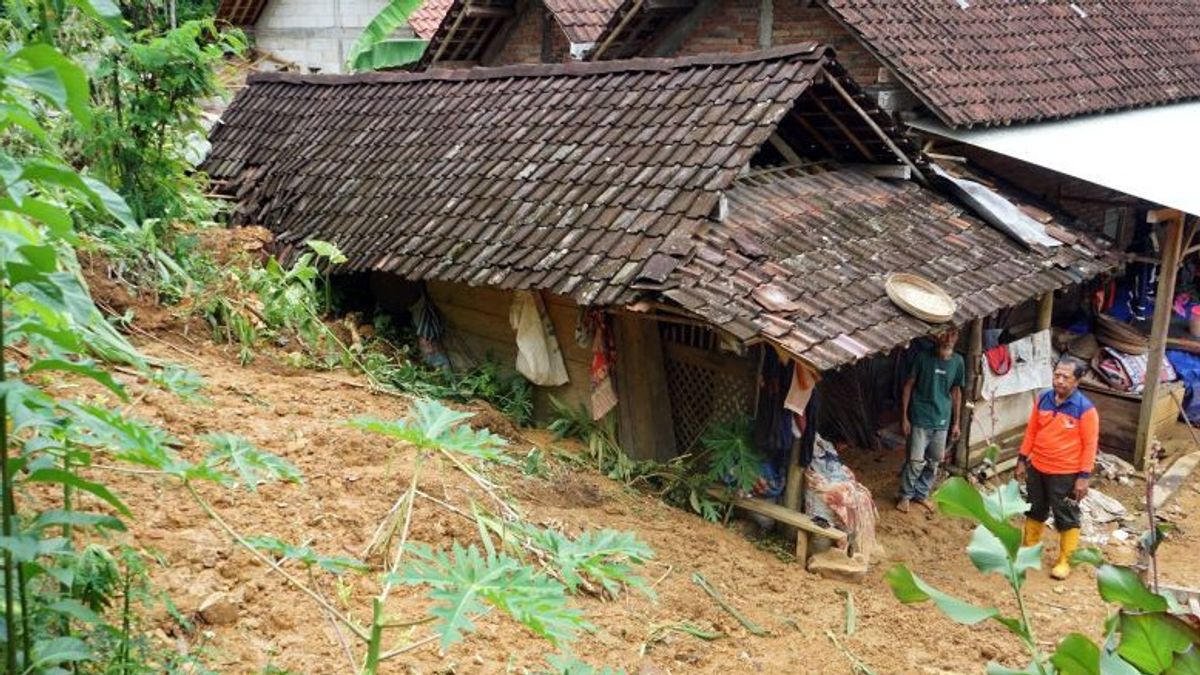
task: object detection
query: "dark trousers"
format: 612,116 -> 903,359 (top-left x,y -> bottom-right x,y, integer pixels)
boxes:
1026,465 -> 1081,531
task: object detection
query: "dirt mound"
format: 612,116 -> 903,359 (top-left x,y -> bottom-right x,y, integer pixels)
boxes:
61,326 -> 1200,674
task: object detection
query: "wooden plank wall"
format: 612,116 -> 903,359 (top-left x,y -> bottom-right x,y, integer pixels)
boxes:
425,281 -> 592,421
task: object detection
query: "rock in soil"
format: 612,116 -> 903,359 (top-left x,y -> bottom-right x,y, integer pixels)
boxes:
806,549 -> 869,583
198,592 -> 239,626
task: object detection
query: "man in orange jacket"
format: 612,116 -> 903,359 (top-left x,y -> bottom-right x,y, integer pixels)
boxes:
1016,355 -> 1099,580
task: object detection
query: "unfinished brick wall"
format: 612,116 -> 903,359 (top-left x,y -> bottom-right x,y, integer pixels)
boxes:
488,5 -> 570,65
674,1 -> 883,84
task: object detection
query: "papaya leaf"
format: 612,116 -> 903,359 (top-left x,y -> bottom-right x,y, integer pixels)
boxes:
198,433 -> 302,491
246,535 -> 369,574
884,564 -> 999,625
394,542 -> 586,650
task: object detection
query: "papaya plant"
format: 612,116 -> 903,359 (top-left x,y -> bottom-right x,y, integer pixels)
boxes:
885,475 -> 1200,674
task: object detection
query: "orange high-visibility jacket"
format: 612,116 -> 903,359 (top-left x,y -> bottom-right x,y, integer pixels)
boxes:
1019,389 -> 1100,477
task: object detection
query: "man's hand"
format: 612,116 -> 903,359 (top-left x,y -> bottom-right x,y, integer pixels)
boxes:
949,424 -> 961,442
1015,460 -> 1027,482
1073,477 -> 1089,501
902,418 -> 911,437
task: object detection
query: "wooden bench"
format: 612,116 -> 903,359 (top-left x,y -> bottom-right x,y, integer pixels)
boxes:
707,487 -> 846,562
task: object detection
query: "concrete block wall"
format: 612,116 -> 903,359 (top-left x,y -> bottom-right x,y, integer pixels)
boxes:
252,0 -> 417,73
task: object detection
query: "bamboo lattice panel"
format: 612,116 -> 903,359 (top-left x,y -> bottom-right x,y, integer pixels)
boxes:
660,324 -> 754,453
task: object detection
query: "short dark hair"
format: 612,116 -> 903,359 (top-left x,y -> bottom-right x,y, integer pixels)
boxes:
1055,355 -> 1088,380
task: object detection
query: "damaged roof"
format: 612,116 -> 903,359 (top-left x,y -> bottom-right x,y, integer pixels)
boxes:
667,167 -> 1114,369
204,45 -> 838,307
203,45 -> 1117,370
823,0 -> 1200,128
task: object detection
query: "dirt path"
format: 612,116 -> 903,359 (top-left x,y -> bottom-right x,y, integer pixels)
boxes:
74,335 -> 1200,674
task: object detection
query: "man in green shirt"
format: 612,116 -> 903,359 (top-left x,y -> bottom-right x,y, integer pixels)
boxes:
899,327 -> 965,512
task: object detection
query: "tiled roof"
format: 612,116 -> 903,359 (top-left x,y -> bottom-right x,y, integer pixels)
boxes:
544,0 -> 625,43
824,0 -> 1200,127
666,168 -> 1116,369
203,45 -> 831,307
203,45 -> 1118,369
410,0 -> 455,39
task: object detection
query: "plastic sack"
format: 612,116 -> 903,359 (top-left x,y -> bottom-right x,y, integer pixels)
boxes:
509,291 -> 569,386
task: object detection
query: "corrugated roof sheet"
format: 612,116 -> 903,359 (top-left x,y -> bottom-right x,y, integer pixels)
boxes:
674,168 -> 1117,369
824,0 -> 1200,127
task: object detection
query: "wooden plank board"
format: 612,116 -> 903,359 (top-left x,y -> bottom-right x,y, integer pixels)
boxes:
707,488 -> 846,541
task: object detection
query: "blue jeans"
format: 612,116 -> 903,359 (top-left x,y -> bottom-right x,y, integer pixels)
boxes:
900,426 -> 948,501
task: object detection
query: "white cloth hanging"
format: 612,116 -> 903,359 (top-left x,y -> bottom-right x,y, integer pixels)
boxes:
510,291 -> 569,386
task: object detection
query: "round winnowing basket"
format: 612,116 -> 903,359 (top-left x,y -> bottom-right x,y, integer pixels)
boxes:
885,273 -> 956,323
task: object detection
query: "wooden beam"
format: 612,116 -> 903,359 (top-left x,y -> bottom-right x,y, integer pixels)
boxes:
806,90 -> 878,162
463,4 -> 513,18
614,312 -> 678,462
1036,291 -> 1054,331
707,488 -> 846,541
757,0 -> 772,49
767,133 -> 802,165
1147,208 -> 1182,224
1136,213 -> 1185,469
428,4 -> 470,63
590,0 -> 643,60
822,71 -> 928,186
789,109 -> 843,161
845,163 -> 911,180
958,317 -> 984,468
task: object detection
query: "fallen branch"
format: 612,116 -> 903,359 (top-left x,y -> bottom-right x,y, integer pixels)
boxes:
691,573 -> 769,637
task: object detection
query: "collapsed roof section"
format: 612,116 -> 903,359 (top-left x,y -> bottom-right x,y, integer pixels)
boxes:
203,45 -> 1116,369
663,168 -> 1113,369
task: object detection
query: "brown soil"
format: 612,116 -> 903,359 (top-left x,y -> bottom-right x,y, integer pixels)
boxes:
64,325 -> 1200,674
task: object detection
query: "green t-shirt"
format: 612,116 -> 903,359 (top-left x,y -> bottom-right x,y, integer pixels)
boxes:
907,349 -> 965,430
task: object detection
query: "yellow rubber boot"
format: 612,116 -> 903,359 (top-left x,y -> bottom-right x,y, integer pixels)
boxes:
1022,519 -> 1045,547
1051,528 -> 1080,580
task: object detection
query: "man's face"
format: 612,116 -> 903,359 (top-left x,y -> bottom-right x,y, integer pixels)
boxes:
1052,363 -> 1079,398
936,329 -> 959,350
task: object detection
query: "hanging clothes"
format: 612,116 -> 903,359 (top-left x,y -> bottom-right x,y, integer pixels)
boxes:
580,309 -> 617,420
